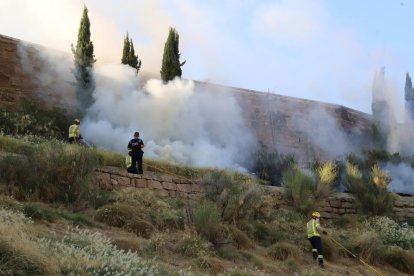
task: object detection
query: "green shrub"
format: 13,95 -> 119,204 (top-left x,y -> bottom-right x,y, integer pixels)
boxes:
0,103 -> 69,139
23,202 -> 58,222
193,200 -> 222,243
366,216 -> 414,250
253,145 -> 296,186
267,242 -> 299,261
383,246 -> 414,274
0,140 -> 100,203
344,162 -> 394,216
177,231 -> 212,257
282,166 -> 315,214
143,233 -> 166,257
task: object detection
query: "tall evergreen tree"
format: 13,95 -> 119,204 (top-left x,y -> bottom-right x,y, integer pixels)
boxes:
160,27 -> 185,82
71,6 -> 96,112
121,33 -> 131,65
128,40 -> 141,73
405,72 -> 413,101
121,33 -> 142,74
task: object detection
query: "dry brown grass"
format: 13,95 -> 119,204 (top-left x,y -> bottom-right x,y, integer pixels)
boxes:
267,242 -> 300,261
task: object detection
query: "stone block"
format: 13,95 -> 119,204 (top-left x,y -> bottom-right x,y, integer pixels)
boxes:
191,184 -> 203,193
95,172 -> 111,190
330,201 -> 341,208
169,190 -> 177,197
338,208 -> 346,214
342,202 -> 354,208
161,175 -> 173,182
111,175 -> 131,187
189,193 -> 202,200
154,189 -> 169,197
320,206 -> 333,212
148,180 -> 163,190
177,191 -> 189,199
177,184 -> 192,193
162,182 -> 177,191
135,178 -> 148,188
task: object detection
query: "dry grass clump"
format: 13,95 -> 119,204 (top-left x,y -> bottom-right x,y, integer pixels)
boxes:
267,242 -> 299,261
383,246 -> 414,275
112,237 -> 142,253
125,218 -> 156,239
95,202 -> 138,227
196,256 -> 225,274
96,189 -> 184,238
229,225 -> 253,249
352,232 -> 385,265
0,208 -> 59,275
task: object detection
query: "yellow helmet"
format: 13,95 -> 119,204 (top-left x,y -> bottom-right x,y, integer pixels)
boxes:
312,211 -> 321,218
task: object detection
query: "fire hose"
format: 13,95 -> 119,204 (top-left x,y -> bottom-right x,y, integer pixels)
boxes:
327,235 -> 385,276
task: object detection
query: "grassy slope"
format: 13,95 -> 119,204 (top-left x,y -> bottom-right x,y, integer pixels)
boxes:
0,135 -> 412,275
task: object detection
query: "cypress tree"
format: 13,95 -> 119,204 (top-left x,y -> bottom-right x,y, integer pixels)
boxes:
405,72 -> 413,101
121,33 -> 141,74
128,40 -> 141,73
71,6 -> 96,112
121,33 -> 130,65
160,27 -> 185,82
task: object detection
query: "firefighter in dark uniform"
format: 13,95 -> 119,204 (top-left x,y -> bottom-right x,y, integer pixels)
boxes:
127,131 -> 145,174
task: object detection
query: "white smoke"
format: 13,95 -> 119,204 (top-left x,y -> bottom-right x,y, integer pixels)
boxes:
385,163 -> 414,194
81,64 -> 255,169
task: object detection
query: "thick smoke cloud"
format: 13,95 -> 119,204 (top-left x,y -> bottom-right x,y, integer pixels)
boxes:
385,163 -> 414,195
81,64 -> 255,169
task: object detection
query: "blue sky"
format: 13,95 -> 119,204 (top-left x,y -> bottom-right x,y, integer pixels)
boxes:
0,0 -> 413,114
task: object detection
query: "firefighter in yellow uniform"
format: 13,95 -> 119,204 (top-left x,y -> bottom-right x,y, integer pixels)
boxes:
68,119 -> 81,143
307,211 -> 328,268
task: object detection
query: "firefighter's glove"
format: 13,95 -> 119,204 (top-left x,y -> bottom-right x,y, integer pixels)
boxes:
128,151 -> 132,156
322,231 -> 328,235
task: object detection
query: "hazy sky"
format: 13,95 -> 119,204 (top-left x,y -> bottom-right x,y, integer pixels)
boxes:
0,0 -> 412,114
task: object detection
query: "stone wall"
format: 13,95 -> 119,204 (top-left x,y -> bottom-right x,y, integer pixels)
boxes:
94,167 -> 203,200
94,167 -> 414,221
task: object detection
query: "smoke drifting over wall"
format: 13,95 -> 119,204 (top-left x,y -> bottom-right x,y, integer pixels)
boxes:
17,43 -> 254,169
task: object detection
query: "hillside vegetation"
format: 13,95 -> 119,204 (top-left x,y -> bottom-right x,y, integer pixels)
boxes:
0,135 -> 413,275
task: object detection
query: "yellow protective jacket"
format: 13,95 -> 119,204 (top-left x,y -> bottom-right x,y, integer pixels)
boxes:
307,218 -> 326,238
125,155 -> 132,168
68,124 -> 80,139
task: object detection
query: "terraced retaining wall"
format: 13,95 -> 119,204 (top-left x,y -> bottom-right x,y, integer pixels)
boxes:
94,167 -> 414,221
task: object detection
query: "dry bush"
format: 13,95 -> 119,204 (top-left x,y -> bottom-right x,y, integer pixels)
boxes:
196,256 -> 225,274
321,236 -> 339,261
229,225 -> 253,249
125,218 -> 156,239
177,231 -> 212,258
143,232 -> 167,257
0,209 -> 60,275
383,246 -> 414,275
95,203 -> 138,227
352,232 -> 385,265
112,237 -> 142,253
267,242 -> 299,261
